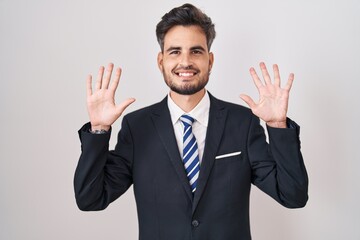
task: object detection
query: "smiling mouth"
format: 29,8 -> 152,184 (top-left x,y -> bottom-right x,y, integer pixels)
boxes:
173,71 -> 198,77
178,72 -> 196,77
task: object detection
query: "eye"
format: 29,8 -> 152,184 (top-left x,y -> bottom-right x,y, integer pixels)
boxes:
192,50 -> 202,54
169,50 -> 180,55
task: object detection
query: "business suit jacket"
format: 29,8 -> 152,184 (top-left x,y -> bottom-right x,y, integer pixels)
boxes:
74,94 -> 308,240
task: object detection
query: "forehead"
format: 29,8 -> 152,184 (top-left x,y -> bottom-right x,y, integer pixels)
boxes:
163,25 -> 208,50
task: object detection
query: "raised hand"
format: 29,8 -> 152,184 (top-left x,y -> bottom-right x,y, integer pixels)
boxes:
86,63 -> 135,131
240,62 -> 294,128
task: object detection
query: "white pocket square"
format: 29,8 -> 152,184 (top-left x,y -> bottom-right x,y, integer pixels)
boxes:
215,151 -> 242,159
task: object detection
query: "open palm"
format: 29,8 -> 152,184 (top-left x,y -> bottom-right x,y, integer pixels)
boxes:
86,63 -> 135,131
240,62 -> 294,128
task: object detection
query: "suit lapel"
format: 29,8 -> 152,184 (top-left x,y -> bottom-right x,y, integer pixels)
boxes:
192,94 -> 227,213
151,97 -> 193,202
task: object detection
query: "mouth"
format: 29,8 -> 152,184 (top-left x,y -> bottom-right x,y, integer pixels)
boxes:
173,70 -> 198,78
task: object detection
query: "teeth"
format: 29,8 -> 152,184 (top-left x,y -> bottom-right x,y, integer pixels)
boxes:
178,72 -> 195,77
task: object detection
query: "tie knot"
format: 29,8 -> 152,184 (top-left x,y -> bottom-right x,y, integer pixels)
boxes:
180,114 -> 195,127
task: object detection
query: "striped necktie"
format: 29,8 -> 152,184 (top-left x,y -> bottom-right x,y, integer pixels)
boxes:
180,114 -> 200,194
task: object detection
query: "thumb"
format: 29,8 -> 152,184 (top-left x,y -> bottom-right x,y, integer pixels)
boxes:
115,98 -> 136,115
240,94 -> 256,109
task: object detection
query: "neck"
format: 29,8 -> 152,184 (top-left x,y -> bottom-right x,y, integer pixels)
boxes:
170,89 -> 206,113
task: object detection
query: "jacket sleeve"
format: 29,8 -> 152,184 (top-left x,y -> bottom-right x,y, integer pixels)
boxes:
248,116 -> 309,208
74,117 -> 134,211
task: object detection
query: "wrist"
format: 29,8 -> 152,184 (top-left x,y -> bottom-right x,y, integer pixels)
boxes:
89,129 -> 109,134
90,124 -> 111,132
266,120 -> 287,128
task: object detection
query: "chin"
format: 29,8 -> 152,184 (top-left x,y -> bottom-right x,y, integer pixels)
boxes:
170,83 -> 206,95
163,72 -> 209,95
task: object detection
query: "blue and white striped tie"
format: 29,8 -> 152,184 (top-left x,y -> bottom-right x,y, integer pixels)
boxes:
180,115 -> 200,194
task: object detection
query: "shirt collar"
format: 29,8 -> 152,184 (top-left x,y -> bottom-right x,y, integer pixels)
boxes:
167,91 -> 210,127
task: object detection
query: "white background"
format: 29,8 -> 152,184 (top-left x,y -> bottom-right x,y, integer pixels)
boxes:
1,0 -> 359,239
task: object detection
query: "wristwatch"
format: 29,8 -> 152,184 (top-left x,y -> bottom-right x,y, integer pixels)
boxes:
89,129 -> 108,134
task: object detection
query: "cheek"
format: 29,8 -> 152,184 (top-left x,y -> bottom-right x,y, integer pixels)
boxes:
196,57 -> 211,70
162,61 -> 176,73
199,63 -> 211,73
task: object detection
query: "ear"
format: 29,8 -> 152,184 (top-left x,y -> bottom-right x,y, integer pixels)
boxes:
157,52 -> 164,71
209,52 -> 214,71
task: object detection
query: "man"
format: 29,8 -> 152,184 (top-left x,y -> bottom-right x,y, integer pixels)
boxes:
74,3 -> 308,240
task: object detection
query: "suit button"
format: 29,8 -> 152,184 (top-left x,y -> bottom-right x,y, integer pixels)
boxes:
192,220 -> 199,227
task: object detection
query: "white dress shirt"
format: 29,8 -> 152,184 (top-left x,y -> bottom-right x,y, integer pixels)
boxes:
167,91 -> 210,163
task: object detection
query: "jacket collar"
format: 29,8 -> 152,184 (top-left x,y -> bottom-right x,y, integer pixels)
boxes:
151,93 -> 228,210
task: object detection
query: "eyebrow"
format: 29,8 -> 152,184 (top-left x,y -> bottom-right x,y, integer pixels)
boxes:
190,46 -> 206,52
166,46 -> 181,53
165,45 -> 207,53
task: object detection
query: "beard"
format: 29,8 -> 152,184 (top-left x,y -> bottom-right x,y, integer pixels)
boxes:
162,67 -> 210,95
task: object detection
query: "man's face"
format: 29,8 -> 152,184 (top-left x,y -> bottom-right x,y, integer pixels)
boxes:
157,25 -> 214,95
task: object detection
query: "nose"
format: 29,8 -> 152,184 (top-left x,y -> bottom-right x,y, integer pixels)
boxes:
179,52 -> 193,68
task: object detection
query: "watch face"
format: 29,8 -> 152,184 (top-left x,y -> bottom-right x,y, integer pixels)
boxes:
90,129 -> 108,134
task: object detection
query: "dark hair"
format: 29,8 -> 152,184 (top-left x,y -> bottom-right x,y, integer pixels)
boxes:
156,3 -> 216,52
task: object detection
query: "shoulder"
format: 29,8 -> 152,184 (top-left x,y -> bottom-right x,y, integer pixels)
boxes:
209,93 -> 252,116
208,93 -> 258,128
123,97 -> 167,122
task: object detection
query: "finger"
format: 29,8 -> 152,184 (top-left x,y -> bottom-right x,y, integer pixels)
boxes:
273,64 -> 281,87
102,63 -> 114,89
86,74 -> 93,97
240,94 -> 257,110
109,67 -> 122,93
95,66 -> 105,90
115,98 -> 136,115
249,67 -> 263,90
284,73 -> 294,91
260,62 -> 272,85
